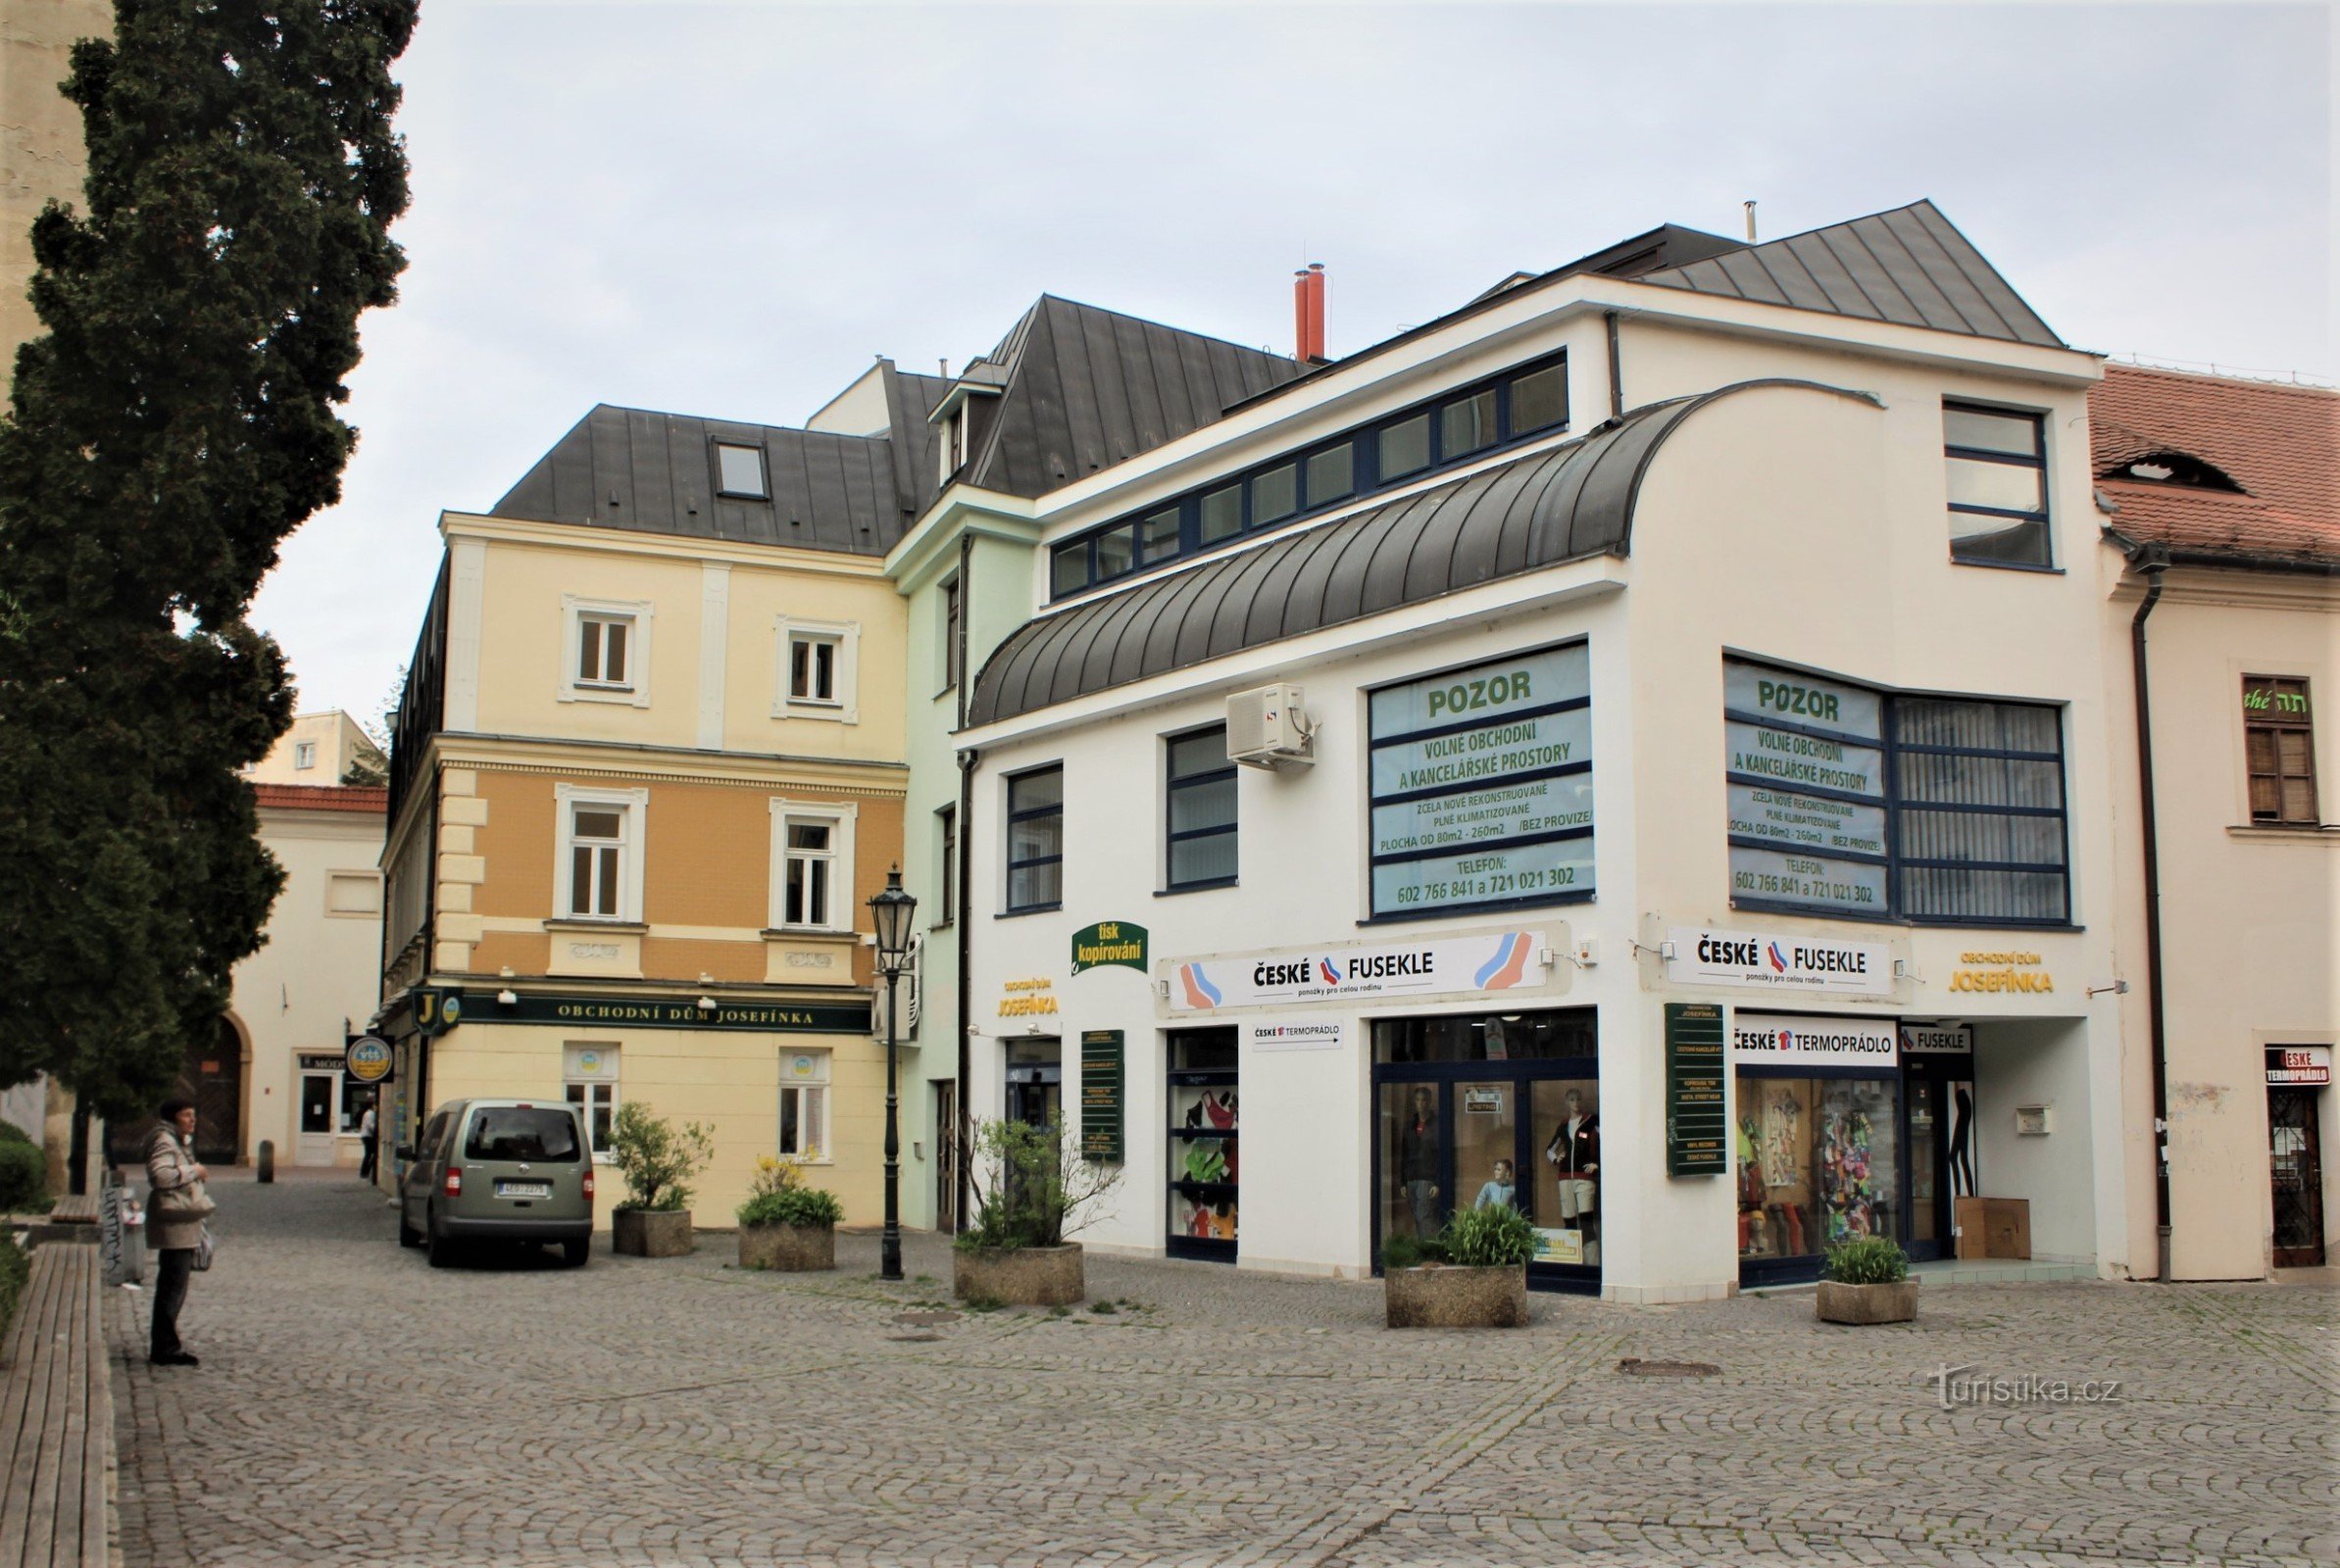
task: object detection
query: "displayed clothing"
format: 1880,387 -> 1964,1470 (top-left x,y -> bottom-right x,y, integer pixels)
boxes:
1203,1092 -> 1237,1130
1473,1178 -> 1517,1209
1544,1110 -> 1599,1175
1182,1142 -> 1226,1185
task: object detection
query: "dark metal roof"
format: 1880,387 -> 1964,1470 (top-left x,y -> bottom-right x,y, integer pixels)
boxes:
488,403 -> 919,557
959,296 -> 1306,498
968,379 -> 1877,727
1638,200 -> 2063,349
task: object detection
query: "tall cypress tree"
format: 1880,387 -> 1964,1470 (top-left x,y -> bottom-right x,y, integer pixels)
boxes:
0,0 -> 416,1118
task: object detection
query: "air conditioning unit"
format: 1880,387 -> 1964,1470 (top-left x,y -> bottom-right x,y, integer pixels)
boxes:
1226,683 -> 1314,768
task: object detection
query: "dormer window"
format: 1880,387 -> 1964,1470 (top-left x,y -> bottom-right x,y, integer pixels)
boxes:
716,442 -> 768,499
2108,450 -> 2243,492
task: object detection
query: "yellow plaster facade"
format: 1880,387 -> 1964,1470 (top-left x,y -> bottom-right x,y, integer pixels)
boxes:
380,511 -> 912,1227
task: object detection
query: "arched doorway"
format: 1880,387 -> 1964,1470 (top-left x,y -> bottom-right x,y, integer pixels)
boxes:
103,1014 -> 244,1167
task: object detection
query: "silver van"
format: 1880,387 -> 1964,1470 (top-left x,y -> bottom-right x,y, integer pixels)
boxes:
396,1099 -> 594,1267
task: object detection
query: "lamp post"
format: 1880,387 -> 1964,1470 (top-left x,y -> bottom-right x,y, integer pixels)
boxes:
870,867 -> 918,1282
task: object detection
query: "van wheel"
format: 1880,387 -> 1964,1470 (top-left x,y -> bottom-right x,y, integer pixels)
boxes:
561,1238 -> 589,1268
398,1208 -> 422,1249
425,1208 -> 457,1269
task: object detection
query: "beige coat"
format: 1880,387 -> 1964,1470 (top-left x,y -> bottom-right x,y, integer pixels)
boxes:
144,1124 -> 209,1250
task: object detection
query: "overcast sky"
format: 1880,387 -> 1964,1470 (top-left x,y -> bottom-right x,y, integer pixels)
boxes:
250,1 -> 2336,727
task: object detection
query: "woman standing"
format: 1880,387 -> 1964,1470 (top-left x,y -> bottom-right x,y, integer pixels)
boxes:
145,1100 -> 214,1367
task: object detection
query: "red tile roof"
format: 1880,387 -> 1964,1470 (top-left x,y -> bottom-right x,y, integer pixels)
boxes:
2090,365 -> 2338,565
251,783 -> 388,814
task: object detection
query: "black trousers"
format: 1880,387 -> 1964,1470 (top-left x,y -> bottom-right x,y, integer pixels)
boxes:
359,1139 -> 377,1182
151,1247 -> 193,1358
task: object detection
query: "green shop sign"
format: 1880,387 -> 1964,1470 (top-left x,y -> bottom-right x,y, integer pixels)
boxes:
1080,1029 -> 1124,1163
1664,1003 -> 1727,1177
1070,921 -> 1148,975
448,990 -> 871,1035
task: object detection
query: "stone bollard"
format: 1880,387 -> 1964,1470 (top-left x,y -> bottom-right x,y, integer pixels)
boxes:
257,1140 -> 274,1183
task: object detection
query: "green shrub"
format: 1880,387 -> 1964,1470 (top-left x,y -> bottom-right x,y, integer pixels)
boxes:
734,1154 -> 843,1228
0,1140 -> 47,1215
1380,1233 -> 1450,1270
0,1118 -> 33,1145
962,1117 -> 1123,1250
1440,1202 -> 1538,1267
1820,1236 -> 1910,1285
0,1241 -> 26,1346
607,1101 -> 712,1213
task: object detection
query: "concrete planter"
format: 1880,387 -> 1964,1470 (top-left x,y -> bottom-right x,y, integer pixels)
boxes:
612,1206 -> 694,1258
1817,1279 -> 1918,1325
738,1222 -> 834,1273
954,1242 -> 1084,1306
1385,1264 -> 1528,1329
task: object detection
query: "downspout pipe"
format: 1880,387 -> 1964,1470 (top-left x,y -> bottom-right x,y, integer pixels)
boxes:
955,746 -> 977,1233
2127,545 -> 2173,1282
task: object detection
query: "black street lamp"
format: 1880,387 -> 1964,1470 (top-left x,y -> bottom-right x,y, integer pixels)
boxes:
870,866 -> 918,1282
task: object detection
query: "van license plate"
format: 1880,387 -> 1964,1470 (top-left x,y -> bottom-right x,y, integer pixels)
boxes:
496,1181 -> 551,1199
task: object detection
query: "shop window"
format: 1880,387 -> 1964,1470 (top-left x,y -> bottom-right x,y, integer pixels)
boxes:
1005,764 -> 1063,912
563,1044 -> 620,1157
1164,725 -> 1236,890
1735,1073 -> 1900,1267
779,1050 -> 830,1159
556,785 -> 647,922
770,801 -> 855,932
1168,1029 -> 1238,1261
562,596 -> 653,707
2244,676 -> 2317,824
1943,401 -> 2049,567
775,617 -> 859,721
715,441 -> 768,500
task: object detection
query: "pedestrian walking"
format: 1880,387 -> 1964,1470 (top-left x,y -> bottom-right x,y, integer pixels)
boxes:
145,1099 -> 217,1367
358,1099 -> 378,1182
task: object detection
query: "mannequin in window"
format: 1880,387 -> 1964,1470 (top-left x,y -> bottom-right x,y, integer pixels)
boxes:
1544,1087 -> 1599,1229
1397,1087 -> 1441,1237
1950,1084 -> 1976,1198
1473,1158 -> 1518,1210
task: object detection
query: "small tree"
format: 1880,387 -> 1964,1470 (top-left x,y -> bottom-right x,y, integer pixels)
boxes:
607,1102 -> 712,1213
963,1117 -> 1123,1250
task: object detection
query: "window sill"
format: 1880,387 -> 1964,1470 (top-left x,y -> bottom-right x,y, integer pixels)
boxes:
2228,823 -> 2340,843
1947,557 -> 2065,575
998,904 -> 1062,919
761,926 -> 859,941
562,685 -> 644,705
1157,880 -> 1238,897
928,918 -> 955,933
772,708 -> 850,722
544,918 -> 648,933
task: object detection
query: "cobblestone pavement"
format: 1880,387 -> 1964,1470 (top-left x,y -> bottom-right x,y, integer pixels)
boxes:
108,1175 -> 2337,1567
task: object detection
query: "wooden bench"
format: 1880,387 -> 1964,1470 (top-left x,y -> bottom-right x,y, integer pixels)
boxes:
0,1244 -> 115,1567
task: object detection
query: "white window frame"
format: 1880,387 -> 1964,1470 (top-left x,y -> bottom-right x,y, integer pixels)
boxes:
561,595 -> 654,708
773,615 -> 859,722
557,784 -> 650,923
778,1049 -> 832,1162
563,1043 -> 622,1161
293,740 -> 317,770
768,799 -> 857,933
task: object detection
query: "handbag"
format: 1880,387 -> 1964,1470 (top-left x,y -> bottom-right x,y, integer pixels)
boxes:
152,1181 -> 218,1221
192,1227 -> 216,1272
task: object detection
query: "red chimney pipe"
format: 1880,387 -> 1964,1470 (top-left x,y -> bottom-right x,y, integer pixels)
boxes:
1293,263 -> 1326,365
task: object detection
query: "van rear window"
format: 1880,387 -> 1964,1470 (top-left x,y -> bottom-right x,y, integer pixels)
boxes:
464,1107 -> 581,1162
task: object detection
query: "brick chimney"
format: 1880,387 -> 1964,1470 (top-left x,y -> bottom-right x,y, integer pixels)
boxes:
1293,263 -> 1326,365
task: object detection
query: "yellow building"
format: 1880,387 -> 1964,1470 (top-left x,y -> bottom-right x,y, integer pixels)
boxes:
377,391 -> 943,1226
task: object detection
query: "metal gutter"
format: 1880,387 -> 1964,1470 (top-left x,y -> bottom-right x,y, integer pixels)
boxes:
955,746 -> 977,1234
2124,543 -> 2174,1281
